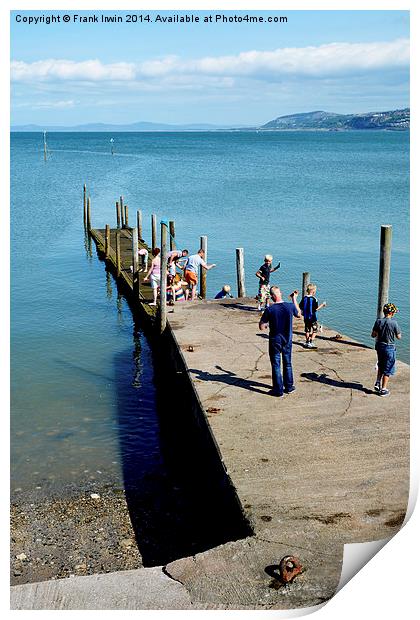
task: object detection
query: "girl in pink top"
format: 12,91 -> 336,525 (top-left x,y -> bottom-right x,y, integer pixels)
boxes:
144,248 -> 161,306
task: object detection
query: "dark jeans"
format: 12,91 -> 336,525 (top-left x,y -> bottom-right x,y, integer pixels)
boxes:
269,339 -> 294,396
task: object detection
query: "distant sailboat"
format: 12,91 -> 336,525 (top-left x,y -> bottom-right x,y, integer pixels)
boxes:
110,138 -> 115,155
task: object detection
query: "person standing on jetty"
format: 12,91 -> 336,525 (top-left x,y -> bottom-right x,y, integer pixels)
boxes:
371,303 -> 402,397
259,286 -> 301,397
256,255 -> 281,311
184,249 -> 216,300
299,283 -> 327,348
143,248 -> 161,306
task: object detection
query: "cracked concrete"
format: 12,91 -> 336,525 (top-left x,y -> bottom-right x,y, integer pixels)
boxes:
164,296 -> 409,608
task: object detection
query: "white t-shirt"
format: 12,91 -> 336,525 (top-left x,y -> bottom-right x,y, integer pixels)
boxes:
185,254 -> 205,274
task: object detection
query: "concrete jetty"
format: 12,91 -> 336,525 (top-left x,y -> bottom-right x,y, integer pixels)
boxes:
12,216 -> 408,610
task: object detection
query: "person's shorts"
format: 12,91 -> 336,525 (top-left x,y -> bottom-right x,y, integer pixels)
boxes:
375,343 -> 397,376
304,319 -> 318,333
150,273 -> 160,289
185,270 -> 198,286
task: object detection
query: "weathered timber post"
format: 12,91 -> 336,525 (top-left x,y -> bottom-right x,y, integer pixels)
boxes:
132,227 -> 139,296
200,235 -> 208,299
124,205 -> 129,228
169,220 -> 176,251
377,224 -> 392,318
83,184 -> 87,229
105,224 -> 111,258
119,196 -> 124,227
236,248 -> 246,297
116,201 -> 121,228
116,229 -> 121,276
302,272 -> 310,299
137,210 -> 143,242
151,214 -> 157,249
160,222 -> 168,334
87,197 -> 92,233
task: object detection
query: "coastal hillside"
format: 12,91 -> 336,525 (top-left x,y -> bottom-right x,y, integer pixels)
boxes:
261,108 -> 409,130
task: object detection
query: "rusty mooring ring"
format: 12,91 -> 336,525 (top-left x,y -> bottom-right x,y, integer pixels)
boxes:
279,555 -> 303,583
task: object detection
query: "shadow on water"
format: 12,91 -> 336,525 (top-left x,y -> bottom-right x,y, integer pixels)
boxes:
113,282 -> 252,567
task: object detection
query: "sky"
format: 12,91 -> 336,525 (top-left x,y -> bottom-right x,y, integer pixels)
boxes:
10,9 -> 410,126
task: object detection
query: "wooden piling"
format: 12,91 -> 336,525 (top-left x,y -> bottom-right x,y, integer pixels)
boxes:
169,220 -> 176,251
105,224 -> 111,258
124,205 -> 129,228
120,196 -> 124,227
160,222 -> 168,333
137,210 -> 143,241
200,235 -> 208,299
131,227 -> 139,295
236,248 -> 246,297
116,229 -> 121,276
377,224 -> 392,318
87,197 -> 92,232
302,272 -> 310,299
116,201 -> 121,228
83,184 -> 87,229
151,214 -> 157,249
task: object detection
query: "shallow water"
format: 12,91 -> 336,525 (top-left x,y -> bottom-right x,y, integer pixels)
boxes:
11,130 -> 409,494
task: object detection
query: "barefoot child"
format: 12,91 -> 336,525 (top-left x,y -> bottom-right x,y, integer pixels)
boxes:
299,283 -> 327,348
371,302 -> 402,397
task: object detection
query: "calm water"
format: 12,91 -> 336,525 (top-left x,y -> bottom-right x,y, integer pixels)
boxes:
11,130 -> 409,496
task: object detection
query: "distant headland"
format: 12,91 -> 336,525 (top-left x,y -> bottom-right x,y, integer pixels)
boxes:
11,108 -> 409,132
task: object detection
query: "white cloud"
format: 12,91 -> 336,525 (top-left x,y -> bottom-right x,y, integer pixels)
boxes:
14,99 -> 76,109
11,59 -> 136,82
11,38 -> 409,85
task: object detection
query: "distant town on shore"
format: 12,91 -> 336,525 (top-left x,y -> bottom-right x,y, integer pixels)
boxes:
11,107 -> 409,132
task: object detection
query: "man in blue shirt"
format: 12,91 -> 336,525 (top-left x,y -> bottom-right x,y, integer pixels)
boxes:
259,286 -> 301,397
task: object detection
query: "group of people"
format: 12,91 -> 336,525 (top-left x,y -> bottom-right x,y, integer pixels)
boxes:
142,247 -> 216,306
141,247 -> 402,399
256,253 -> 401,399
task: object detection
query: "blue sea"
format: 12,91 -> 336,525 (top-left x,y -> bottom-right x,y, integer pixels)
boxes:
11,130 -> 409,496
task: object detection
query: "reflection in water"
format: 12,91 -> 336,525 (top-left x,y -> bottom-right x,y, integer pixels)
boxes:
106,270 -> 113,301
132,327 -> 142,389
83,231 -> 93,261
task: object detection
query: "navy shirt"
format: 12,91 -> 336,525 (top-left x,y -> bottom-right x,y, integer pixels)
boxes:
261,302 -> 299,346
258,263 -> 272,285
299,295 -> 319,321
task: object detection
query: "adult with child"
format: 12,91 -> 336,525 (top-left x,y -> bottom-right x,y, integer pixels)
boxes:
299,283 -> 327,348
259,286 -> 301,397
371,302 -> 402,397
184,248 -> 216,300
143,247 -> 161,306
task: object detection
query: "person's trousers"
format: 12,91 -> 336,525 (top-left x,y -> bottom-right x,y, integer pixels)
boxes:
269,339 -> 294,396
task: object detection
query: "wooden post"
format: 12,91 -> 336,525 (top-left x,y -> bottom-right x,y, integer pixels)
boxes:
169,220 -> 176,251
132,227 -> 139,295
116,201 -> 121,228
124,205 -> 129,228
120,196 -> 124,227
151,214 -> 157,249
137,210 -> 143,241
236,248 -> 246,297
377,225 -> 392,318
160,222 -> 168,334
87,197 -> 92,232
83,184 -> 87,229
105,224 -> 110,258
116,229 -> 121,276
301,272 -> 311,300
200,235 -> 208,299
